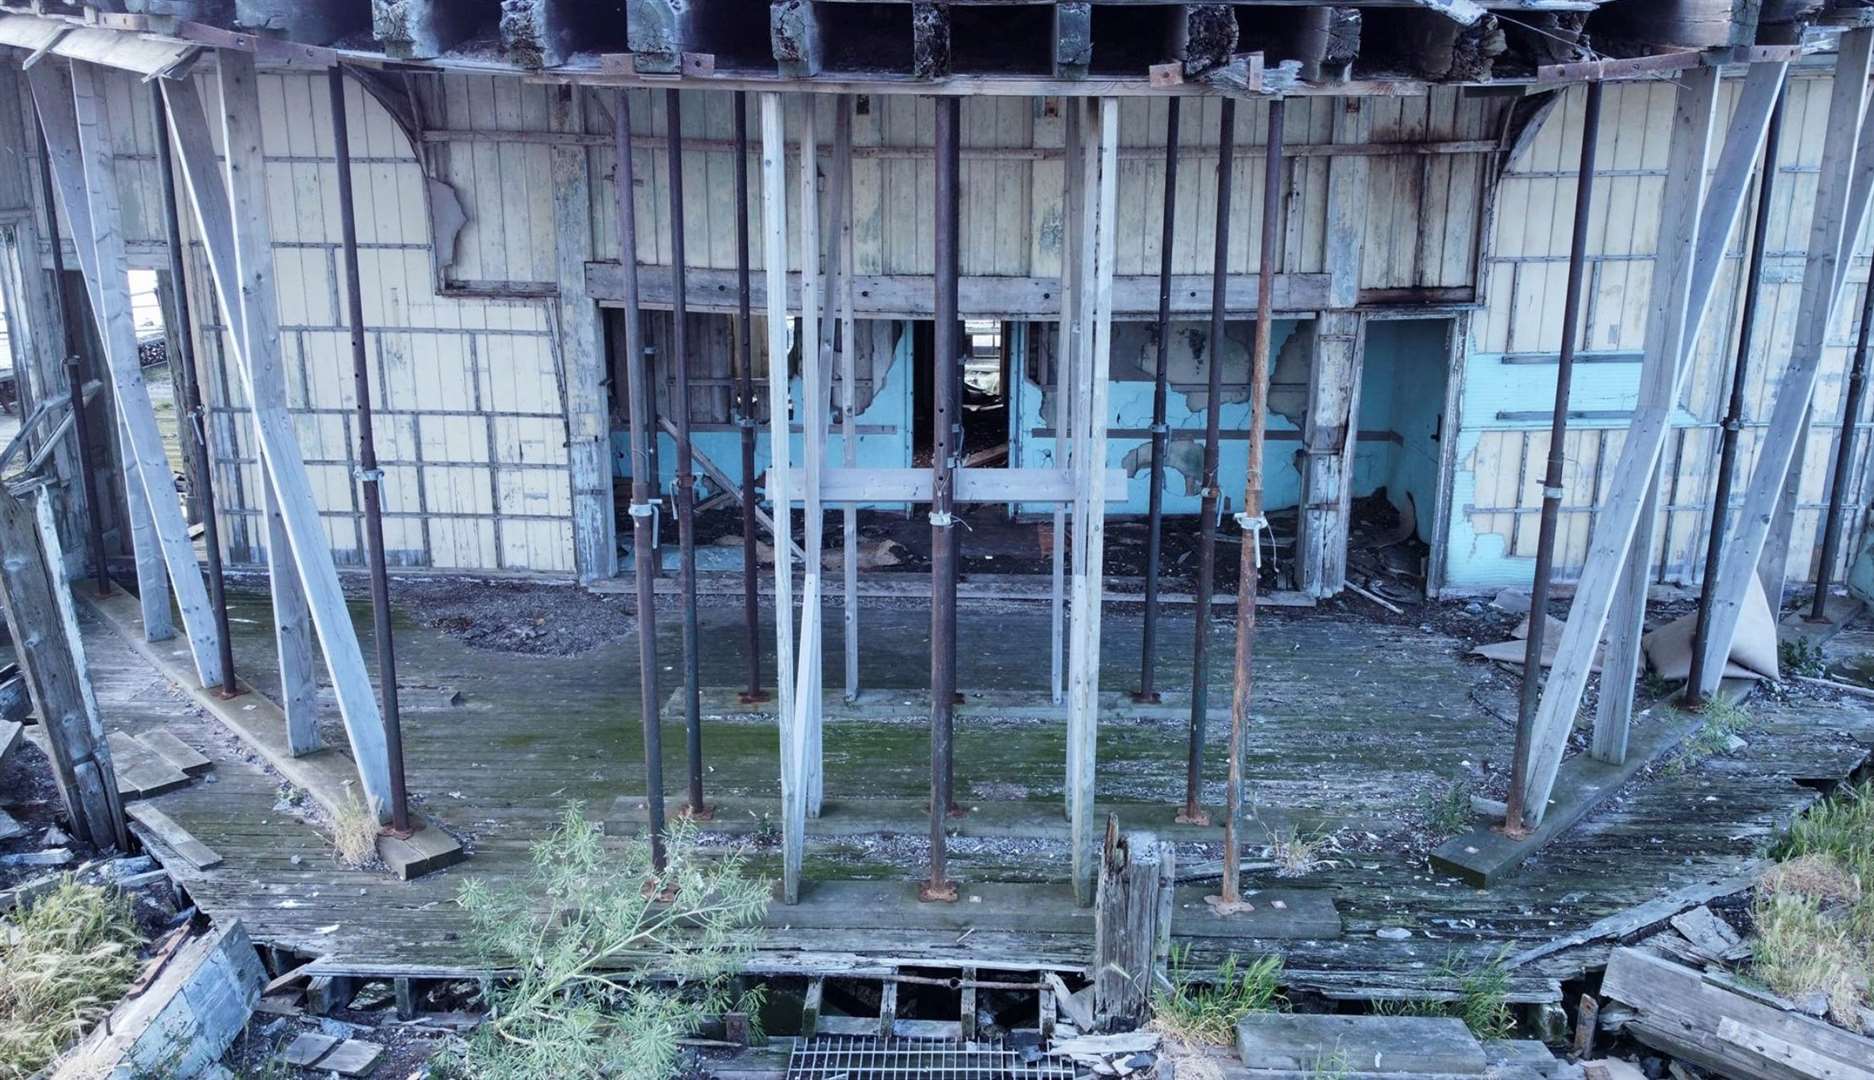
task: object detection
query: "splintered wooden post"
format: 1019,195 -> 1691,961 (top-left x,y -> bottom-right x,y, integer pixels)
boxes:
832,95 -> 860,704
797,98 -> 826,821
1093,819 -> 1174,1031
0,486 -> 123,849
924,94 -> 961,905
1216,98 -> 1283,913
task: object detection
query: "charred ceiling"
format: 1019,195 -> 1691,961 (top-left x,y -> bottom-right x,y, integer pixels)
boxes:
13,1 -> 1873,90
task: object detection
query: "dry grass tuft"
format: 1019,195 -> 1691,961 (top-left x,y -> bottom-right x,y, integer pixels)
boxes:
330,790 -> 383,869
0,877 -> 144,1079
1265,826 -> 1341,877
1751,889 -> 1869,1029
1760,853 -> 1863,906
1151,948 -> 1285,1046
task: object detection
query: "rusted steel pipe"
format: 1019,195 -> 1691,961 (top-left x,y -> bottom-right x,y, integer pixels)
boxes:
155,86 -> 236,698
1182,98 -> 1235,828
1689,90 -> 1783,702
1506,80 -> 1601,834
615,89 -> 667,871
331,66 -> 411,832
923,95 -> 961,904
1220,99 -> 1281,908
36,115 -> 109,597
1138,98 -> 1181,706
667,89 -> 708,819
734,91 -> 766,705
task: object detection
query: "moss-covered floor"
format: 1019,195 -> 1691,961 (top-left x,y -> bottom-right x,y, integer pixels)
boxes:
75,580 -> 1874,996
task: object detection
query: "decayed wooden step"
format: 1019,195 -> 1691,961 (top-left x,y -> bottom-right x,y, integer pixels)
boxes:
134,727 -> 213,776
106,731 -> 190,799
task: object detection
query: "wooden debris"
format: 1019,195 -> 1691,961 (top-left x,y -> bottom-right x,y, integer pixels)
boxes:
316,1039 -> 384,1077
1602,946 -> 1874,1080
127,803 -> 223,870
1669,905 -> 1750,962
0,806 -> 24,842
106,731 -> 190,799
0,717 -> 21,760
0,847 -> 72,867
135,727 -> 213,776
279,1031 -> 340,1067
58,920 -> 265,1078
1574,993 -> 1600,1058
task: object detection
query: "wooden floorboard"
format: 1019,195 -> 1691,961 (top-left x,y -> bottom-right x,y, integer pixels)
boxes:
69,587 -> 1874,988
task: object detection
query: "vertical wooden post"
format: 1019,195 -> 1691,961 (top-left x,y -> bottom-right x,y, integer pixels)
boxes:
0,485 -> 124,849
1296,311 -> 1365,598
831,95 -> 860,705
1093,820 -> 1175,1032
732,92 -> 766,706
759,91 -> 803,905
797,98 -> 826,820
553,82 -> 617,586
1067,97 -> 1118,907
1051,102 -> 1082,713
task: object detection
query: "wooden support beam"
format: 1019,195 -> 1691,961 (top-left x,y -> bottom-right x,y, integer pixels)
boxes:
628,0 -> 699,75
37,61 -> 224,689
782,466 -> 1127,504
759,91 -> 803,906
1297,313 -> 1364,598
585,262 -> 1335,320
1515,60 -> 1788,829
370,0 -> 483,59
1693,37 -> 1873,701
0,485 -> 123,849
772,1 -> 824,78
1067,98 -> 1119,908
158,63 -> 395,817
1172,5 -> 1239,75
236,0 -> 373,45
913,2 -> 951,80
1054,2 -> 1092,80
29,62 -> 168,643
554,87 -> 615,585
501,1 -> 628,68
796,99 -> 826,820
831,96 -> 860,704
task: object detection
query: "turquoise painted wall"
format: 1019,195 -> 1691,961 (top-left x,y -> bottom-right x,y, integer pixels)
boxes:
611,323 -> 916,498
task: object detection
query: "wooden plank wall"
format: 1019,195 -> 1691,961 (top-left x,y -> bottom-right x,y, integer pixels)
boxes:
16,67 -> 1505,580
587,88 -> 1499,289
11,66 -> 576,574
1450,73 -> 1874,593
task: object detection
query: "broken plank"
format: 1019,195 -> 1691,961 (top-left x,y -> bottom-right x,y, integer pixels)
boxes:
377,823 -> 466,881
279,1031 -> 340,1068
1236,1012 -> 1489,1075
317,1039 -> 385,1077
106,731 -> 190,800
0,807 -> 23,841
0,717 -> 20,760
126,802 -> 223,870
1431,707 -> 1709,887
1603,947 -> 1874,1080
135,727 -> 213,776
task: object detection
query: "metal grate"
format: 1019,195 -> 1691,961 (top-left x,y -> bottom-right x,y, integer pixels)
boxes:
787,1036 -> 1077,1079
